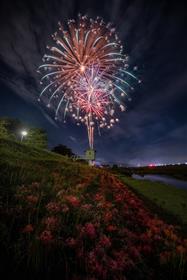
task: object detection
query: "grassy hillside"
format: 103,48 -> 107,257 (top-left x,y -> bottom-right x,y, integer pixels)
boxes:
0,138 -> 187,279
0,138 -> 91,188
0,137 -> 74,168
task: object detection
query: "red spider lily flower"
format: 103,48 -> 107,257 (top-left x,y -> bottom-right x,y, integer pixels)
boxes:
99,235 -> 111,248
128,246 -> 141,259
43,216 -> 59,230
94,262 -> 107,278
149,226 -> 161,235
95,193 -> 104,201
26,195 -> 38,204
141,245 -> 152,255
128,198 -> 138,208
103,201 -> 113,209
84,223 -> 96,239
113,251 -> 135,270
66,237 -> 77,248
106,225 -> 117,232
112,208 -> 118,215
114,194 -> 124,203
22,224 -> 34,233
103,212 -> 113,223
62,204 -> 69,213
81,204 -> 92,210
87,250 -> 97,266
95,245 -> 105,257
87,251 -> 107,278
153,234 -> 162,241
140,232 -> 150,242
39,230 -> 54,244
46,202 -> 61,213
108,259 -> 118,271
170,233 -> 178,242
66,195 -> 80,207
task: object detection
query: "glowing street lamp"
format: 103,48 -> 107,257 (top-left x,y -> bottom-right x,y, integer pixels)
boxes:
21,130 -> 28,142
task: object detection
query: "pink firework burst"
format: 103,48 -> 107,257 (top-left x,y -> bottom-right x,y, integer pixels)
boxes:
38,15 -> 140,149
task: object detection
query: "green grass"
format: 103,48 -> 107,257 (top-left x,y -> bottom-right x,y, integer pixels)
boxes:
0,137 -> 67,162
118,175 -> 187,229
0,137 -> 93,189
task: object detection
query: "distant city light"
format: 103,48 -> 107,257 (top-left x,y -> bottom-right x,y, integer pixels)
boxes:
148,163 -> 155,168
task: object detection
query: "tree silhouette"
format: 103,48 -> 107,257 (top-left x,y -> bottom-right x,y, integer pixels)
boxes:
52,144 -> 74,157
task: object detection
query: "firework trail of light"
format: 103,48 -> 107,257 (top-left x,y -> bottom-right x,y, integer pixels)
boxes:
38,14 -> 140,149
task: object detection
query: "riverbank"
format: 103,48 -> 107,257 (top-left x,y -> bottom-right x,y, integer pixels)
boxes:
118,175 -> 187,233
132,174 -> 187,189
113,164 -> 187,181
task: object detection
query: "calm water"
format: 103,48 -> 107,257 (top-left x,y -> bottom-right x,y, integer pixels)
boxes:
132,174 -> 187,190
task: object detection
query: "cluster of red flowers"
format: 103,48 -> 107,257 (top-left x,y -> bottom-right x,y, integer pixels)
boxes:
14,173 -> 187,279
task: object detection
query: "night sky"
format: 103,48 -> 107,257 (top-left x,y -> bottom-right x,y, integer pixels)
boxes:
0,0 -> 186,165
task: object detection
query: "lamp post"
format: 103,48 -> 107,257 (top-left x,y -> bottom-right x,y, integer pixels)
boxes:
21,130 -> 28,142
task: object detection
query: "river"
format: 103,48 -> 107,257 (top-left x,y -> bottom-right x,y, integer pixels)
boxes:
132,174 -> 187,190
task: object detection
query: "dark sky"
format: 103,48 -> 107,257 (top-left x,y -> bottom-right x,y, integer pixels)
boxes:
0,0 -> 187,165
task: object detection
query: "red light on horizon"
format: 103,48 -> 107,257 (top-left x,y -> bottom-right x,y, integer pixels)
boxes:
148,163 -> 155,168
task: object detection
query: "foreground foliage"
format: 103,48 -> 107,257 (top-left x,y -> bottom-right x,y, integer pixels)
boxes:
0,139 -> 187,279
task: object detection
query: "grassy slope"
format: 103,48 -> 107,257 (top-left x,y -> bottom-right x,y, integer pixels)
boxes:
0,138 -> 96,191
1,137 -> 187,227
118,175 -> 187,228
0,138 -> 187,279
0,137 -> 68,162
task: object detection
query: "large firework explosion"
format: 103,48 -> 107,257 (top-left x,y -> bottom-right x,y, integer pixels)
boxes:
38,15 -> 139,149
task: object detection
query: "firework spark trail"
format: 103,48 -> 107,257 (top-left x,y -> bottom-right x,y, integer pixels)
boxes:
38,15 -> 139,149
74,65 -> 112,148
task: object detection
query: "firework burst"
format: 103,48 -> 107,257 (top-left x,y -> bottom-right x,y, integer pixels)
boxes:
38,15 -> 140,149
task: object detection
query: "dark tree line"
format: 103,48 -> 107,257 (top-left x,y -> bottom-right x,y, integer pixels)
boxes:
0,117 -> 48,149
52,144 -> 74,157
0,117 -> 77,157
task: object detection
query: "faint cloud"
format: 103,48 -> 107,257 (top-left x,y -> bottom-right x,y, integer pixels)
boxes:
69,136 -> 77,142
